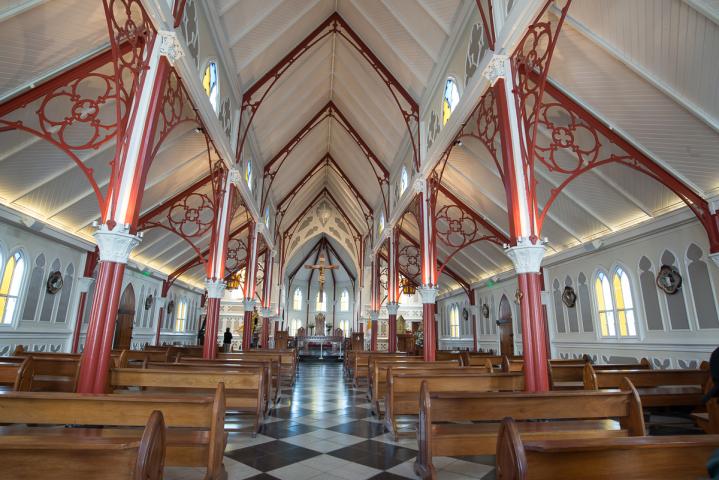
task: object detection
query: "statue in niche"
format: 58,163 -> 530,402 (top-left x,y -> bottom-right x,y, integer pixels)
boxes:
397,315 -> 406,333
315,313 -> 325,335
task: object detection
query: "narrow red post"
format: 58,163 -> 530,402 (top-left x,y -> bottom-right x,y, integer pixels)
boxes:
417,179 -> 438,362
242,303 -> 255,350
154,303 -> 165,346
203,296 -> 222,358
494,67 -> 549,392
76,32 -> 178,393
469,295 -> 478,352
386,303 -> 398,353
260,316 -> 270,349
369,311 -> 378,351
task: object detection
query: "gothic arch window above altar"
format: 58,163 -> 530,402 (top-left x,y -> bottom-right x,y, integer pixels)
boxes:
316,290 -> 326,312
340,289 -> 349,311
293,288 -> 302,311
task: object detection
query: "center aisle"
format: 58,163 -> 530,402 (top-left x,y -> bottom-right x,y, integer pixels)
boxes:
186,359 -> 496,480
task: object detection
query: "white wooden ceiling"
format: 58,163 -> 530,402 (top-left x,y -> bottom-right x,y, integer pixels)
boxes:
0,0 -> 717,295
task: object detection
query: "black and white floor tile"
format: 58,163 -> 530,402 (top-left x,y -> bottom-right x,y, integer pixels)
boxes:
166,360 -> 495,480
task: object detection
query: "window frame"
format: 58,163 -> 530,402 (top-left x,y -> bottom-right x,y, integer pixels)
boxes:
201,59 -> 220,113
339,288 -> 349,312
449,304 -> 460,338
592,266 -> 641,341
442,77 -> 461,126
315,289 -> 326,312
175,298 -> 188,332
399,166 -> 408,197
292,288 -> 303,311
0,248 -> 26,328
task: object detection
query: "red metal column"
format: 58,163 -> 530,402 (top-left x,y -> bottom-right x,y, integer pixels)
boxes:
155,303 -> 165,346
77,41 -> 171,394
260,317 -> 270,349
387,305 -> 398,353
386,227 -> 399,352
495,69 -> 549,392
418,181 -> 438,362
204,298 -> 221,357
469,295 -> 478,352
370,312 -> 378,352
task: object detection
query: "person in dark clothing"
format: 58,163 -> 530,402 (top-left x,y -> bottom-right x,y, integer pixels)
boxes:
197,319 -> 206,346
223,328 -> 233,352
706,347 -> 719,479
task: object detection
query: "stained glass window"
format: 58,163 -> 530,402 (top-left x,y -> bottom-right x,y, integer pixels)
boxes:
340,289 -> 349,312
264,206 -> 270,227
0,251 -> 25,325
202,61 -> 219,112
399,167 -> 408,196
316,290 -> 326,312
613,267 -> 637,336
293,288 -> 302,311
594,271 -> 615,336
378,213 -> 385,236
442,78 -> 460,126
290,318 -> 302,336
175,299 -> 187,332
449,305 -> 460,337
245,160 -> 253,190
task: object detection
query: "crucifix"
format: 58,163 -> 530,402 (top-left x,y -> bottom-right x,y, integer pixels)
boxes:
304,253 -> 338,293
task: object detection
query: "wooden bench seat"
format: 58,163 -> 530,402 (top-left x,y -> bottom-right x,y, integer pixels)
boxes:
583,363 -> 709,407
549,359 -> 651,390
0,411 -> 165,480
111,367 -> 265,435
0,387 -> 225,479
353,353 -> 411,387
215,351 -> 297,388
385,370 -> 523,440
414,379 -> 645,480
496,417 -> 719,480
147,360 -> 277,410
0,357 -> 31,391
369,359 -> 460,410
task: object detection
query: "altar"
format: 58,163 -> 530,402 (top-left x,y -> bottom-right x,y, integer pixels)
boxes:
296,335 -> 344,359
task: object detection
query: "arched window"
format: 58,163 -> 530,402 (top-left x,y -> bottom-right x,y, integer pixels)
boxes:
293,288 -> 302,311
245,160 -> 253,190
612,267 -> 637,337
399,167 -> 408,196
202,60 -> 219,112
449,305 -> 460,337
290,318 -> 302,336
442,77 -> 460,126
175,299 -> 188,332
340,289 -> 349,312
0,251 -> 25,325
594,268 -> 637,338
378,213 -> 385,236
264,206 -> 270,227
316,290 -> 326,312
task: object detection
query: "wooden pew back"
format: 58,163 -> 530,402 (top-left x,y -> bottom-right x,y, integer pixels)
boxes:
370,360 -> 461,412
496,417 -> 719,480
549,359 -> 651,389
0,386 -> 224,478
0,410 -> 166,480
0,357 -> 32,391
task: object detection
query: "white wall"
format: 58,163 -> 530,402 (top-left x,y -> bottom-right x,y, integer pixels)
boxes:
0,216 -> 202,355
439,216 -> 719,367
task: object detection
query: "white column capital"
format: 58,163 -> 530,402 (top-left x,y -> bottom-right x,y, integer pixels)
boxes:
369,311 -> 380,322
228,167 -> 242,187
243,298 -> 257,311
418,286 -> 438,304
386,302 -> 400,316
205,279 -> 226,299
77,276 -> 95,294
504,237 -> 547,274
93,224 -> 141,264
481,54 -> 509,85
709,252 -> 719,269
158,30 -> 184,65
413,178 -> 426,196
259,307 -> 273,318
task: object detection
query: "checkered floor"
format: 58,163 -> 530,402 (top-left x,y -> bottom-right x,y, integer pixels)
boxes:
166,360 -> 495,480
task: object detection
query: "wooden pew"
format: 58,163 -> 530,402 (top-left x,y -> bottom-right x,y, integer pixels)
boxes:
414,379 -> 645,480
216,350 -> 297,387
111,366 -> 265,435
354,352 -> 410,387
503,356 -> 524,373
0,357 -> 32,391
0,386 -> 226,479
16,356 -> 80,392
583,363 -> 710,407
148,359 -> 277,409
693,397 -> 719,433
117,349 -> 172,367
496,417 -> 719,480
370,360 -> 461,414
549,358 -> 651,390
434,351 -> 463,362
385,369 -> 522,440
0,410 -> 166,480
